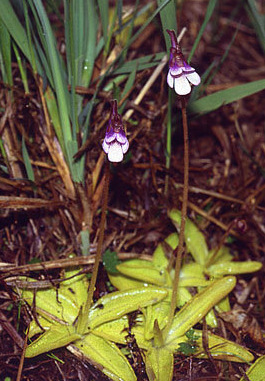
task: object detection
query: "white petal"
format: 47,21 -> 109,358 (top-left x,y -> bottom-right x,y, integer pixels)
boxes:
122,139 -> 129,154
167,71 -> 174,88
186,71 -> 201,86
102,139 -> 110,154
108,142 -> 124,162
174,75 -> 191,95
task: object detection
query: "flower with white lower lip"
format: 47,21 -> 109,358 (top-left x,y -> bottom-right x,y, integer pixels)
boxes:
167,29 -> 201,96
102,100 -> 129,163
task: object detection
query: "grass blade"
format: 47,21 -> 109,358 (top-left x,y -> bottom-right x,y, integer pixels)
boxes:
245,0 -> 265,53
113,52 -> 165,74
21,137 -> 35,182
189,79 -> 265,115
156,0 -> 177,51
188,0 -> 218,62
81,0 -> 97,88
0,0 -> 31,62
125,0 -> 171,50
0,18 -> 13,85
31,0 -> 73,163
23,0 -> 37,75
97,0 -> 109,44
13,43 -> 29,93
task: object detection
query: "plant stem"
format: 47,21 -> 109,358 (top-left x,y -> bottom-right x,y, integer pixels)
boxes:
16,326 -> 29,381
165,88 -> 172,195
165,104 -> 189,334
78,162 -> 110,334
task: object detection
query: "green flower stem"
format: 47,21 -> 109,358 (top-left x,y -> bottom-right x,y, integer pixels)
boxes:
165,102 -> 189,334
79,162 -> 110,333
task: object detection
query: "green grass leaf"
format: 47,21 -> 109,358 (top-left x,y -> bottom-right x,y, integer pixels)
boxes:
189,79 -> 265,115
97,0 -> 109,44
0,0 -> 31,62
157,0 -> 177,52
245,0 -> 265,53
32,0 -> 71,142
81,0 -> 97,88
113,52 -> 165,74
0,18 -> 13,85
121,66 -> 137,101
125,0 -> 172,50
21,137 -> 35,182
188,0 -> 218,62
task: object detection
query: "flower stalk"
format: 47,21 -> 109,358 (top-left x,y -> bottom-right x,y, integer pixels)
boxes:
79,101 -> 128,333
165,29 -> 200,334
165,102 -> 190,333
78,162 -> 110,333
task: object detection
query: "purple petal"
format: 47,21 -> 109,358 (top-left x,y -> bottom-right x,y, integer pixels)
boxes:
116,130 -> 128,144
183,61 -> 195,73
105,127 -> 117,143
170,65 -> 183,77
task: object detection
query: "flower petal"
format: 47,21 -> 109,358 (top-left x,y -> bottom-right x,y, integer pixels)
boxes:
183,62 -> 195,73
186,71 -> 201,86
121,139 -> 129,154
174,75 -> 191,95
108,142 -> 124,162
167,71 -> 174,88
116,130 -> 127,144
169,66 -> 183,77
102,139 -> 110,154
105,127 -> 116,143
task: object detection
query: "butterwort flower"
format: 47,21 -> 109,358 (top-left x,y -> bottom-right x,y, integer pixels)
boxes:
167,29 -> 200,96
102,100 -> 129,162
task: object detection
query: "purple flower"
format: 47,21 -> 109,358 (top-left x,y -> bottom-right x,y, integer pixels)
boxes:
166,29 -> 201,96
102,100 -> 129,162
